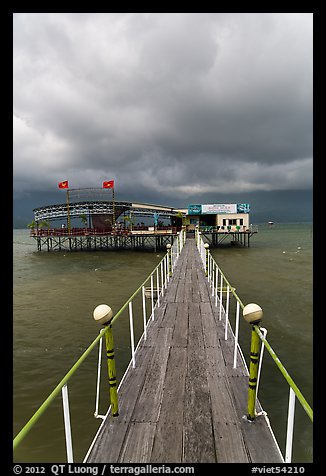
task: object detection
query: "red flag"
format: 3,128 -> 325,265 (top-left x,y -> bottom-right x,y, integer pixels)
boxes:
58,180 -> 69,189
103,180 -> 114,189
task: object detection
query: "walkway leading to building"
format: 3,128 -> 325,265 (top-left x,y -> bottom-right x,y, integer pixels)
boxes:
85,238 -> 283,463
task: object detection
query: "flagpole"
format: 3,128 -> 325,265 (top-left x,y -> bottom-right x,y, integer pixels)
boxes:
66,189 -> 71,233
112,186 -> 115,228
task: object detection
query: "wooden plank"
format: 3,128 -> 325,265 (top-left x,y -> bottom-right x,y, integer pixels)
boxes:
185,268 -> 192,284
200,301 -> 220,348
153,301 -> 168,326
119,422 -> 156,463
142,303 -> 168,346
197,269 -> 211,302
188,302 -> 204,349
178,249 -> 188,279
183,344 -> 216,462
131,327 -> 173,423
227,375 -> 283,463
165,280 -> 178,302
183,281 -> 193,302
172,303 -> 188,348
175,278 -> 185,302
205,351 -> 250,463
191,268 -> 201,302
150,347 -> 187,463
86,421 -> 128,463
161,302 -> 177,328
209,377 -> 250,463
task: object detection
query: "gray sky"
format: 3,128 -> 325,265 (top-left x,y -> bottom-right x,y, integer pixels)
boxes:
13,13 -> 313,206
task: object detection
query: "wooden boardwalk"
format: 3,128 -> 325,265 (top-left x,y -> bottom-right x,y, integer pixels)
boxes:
86,238 -> 283,463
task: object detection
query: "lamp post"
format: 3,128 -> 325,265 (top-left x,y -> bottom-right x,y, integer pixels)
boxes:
93,304 -> 119,417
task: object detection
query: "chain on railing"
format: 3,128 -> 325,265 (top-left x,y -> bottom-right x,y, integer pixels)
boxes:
13,230 -> 185,463
195,228 -> 313,463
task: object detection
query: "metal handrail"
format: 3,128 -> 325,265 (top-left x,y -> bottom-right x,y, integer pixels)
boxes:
195,229 -> 313,462
13,230 -> 185,458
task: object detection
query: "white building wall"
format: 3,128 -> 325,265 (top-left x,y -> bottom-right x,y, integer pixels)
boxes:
216,213 -> 249,230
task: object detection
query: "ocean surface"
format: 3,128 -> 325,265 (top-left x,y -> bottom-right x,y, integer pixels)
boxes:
13,223 -> 313,463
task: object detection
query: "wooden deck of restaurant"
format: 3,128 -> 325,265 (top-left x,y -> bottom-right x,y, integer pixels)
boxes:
85,238 -> 283,463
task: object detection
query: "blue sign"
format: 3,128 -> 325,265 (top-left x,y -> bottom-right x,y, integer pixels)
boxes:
188,204 -> 202,215
237,203 -> 250,213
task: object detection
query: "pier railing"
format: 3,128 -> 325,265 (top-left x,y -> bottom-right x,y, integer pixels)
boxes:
13,230 -> 185,462
199,224 -> 259,233
13,229 -> 312,463
30,225 -> 181,237
196,229 -> 313,463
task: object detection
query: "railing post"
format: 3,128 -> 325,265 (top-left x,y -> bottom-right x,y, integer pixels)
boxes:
256,327 -> 267,402
204,243 -> 209,277
233,301 -> 240,368
242,303 -> 263,421
129,301 -> 136,368
94,329 -> 106,419
219,273 -> 223,320
166,244 -> 172,277
224,285 -> 230,340
61,384 -> 74,463
215,264 -> 219,307
150,273 -> 154,319
160,261 -> 164,297
142,286 -> 147,340
93,304 -> 119,417
156,267 -> 160,307
285,388 -> 296,463
211,260 -> 215,296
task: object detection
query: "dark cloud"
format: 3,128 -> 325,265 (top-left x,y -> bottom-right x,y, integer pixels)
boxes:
13,13 -> 313,206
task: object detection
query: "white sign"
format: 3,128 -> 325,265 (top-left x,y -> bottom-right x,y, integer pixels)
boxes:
201,203 -> 237,214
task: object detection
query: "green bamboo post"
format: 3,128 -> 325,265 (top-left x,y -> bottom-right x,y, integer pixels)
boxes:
247,325 -> 261,420
93,304 -> 119,417
242,303 -> 263,421
166,244 -> 172,276
105,325 -> 119,416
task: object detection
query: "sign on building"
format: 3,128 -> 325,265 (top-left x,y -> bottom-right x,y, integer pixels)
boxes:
188,203 -> 250,215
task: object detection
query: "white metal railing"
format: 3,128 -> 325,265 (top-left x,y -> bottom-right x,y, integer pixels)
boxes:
86,229 -> 186,460
14,230 -> 186,463
196,229 -> 249,371
195,228 -> 313,463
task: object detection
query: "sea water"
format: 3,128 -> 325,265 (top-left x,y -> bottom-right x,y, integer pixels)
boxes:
13,223 -> 312,463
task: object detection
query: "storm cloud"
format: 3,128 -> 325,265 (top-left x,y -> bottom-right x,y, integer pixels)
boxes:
13,13 -> 313,204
